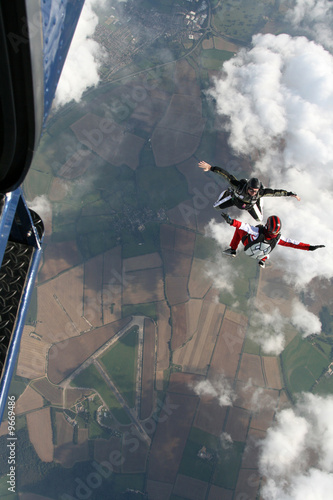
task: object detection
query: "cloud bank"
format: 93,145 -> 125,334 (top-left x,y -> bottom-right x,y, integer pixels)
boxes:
208,32 -> 333,287
54,0 -> 107,107
285,0 -> 333,51
259,393 -> 333,500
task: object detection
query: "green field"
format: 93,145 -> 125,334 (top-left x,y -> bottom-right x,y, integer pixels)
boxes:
281,335 -> 330,396
213,441 -> 245,489
100,326 -> 139,408
122,302 -> 157,320
212,0 -> 276,42
179,427 -> 244,489
313,373 -> 333,396
243,336 -> 261,355
200,49 -> 234,70
70,364 -> 131,425
179,427 -> 218,482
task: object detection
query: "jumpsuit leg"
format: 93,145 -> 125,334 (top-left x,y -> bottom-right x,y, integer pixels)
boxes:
230,228 -> 243,250
248,200 -> 263,221
213,190 -> 235,210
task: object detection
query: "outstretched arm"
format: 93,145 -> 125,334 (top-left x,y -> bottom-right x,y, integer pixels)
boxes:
279,238 -> 325,251
262,188 -> 301,201
198,161 -> 239,186
221,213 -> 259,237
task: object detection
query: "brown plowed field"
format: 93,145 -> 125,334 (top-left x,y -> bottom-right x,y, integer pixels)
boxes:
71,112 -> 145,170
163,250 -> 192,277
83,254 -> 103,327
165,276 -> 189,306
194,396 -> 227,436
155,301 -> 171,388
263,356 -> 283,389
32,377 -> 63,405
93,437 -> 122,470
241,427 -> 266,468
122,268 -> 164,305
54,440 -> 89,468
237,354 -> 265,387
152,94 -> 206,167
167,372 -> 204,395
174,227 -> 196,255
174,59 -> 201,97
166,201 -> 197,231
146,480 -> 173,500
173,474 -> 208,500
251,408 -> 275,431
123,252 -> 162,271
55,412 -> 73,446
36,266 -> 89,344
188,258 -> 213,298
17,326 -> 51,379
209,316 -> 247,379
39,240 -> 81,283
234,381 -> 279,412
103,246 -> 122,324
224,406 -> 250,441
234,469 -> 260,500
16,386 -> 43,414
27,408 -> 53,462
214,37 -> 239,52
148,392 -> 198,483
121,439 -> 149,473
173,301 -> 225,374
160,224 -> 175,251
208,485 -> 233,500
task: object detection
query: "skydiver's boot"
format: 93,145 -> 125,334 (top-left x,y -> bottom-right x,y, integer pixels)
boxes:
223,248 -> 236,257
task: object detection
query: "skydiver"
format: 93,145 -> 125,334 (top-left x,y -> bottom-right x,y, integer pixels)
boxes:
220,212 -> 324,268
198,161 -> 300,221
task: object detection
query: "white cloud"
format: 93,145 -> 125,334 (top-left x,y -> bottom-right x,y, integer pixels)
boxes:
248,308 -> 287,355
244,298 -> 320,355
220,432 -> 233,449
208,33 -> 333,288
54,0 -> 107,107
27,195 -> 52,222
286,0 -> 333,51
193,375 -> 236,407
242,380 -> 278,412
291,299 -> 322,337
259,393 -> 333,500
204,217 -> 244,298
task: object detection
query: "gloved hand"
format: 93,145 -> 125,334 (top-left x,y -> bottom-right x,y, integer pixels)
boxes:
288,192 -> 301,201
221,212 -> 234,225
308,245 -> 325,251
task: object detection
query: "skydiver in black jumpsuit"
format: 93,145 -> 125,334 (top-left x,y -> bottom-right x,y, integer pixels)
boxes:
198,161 -> 300,221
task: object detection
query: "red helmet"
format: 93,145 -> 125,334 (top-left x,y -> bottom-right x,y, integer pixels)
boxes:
265,215 -> 282,235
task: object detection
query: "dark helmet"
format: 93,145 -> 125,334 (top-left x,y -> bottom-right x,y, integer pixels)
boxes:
265,215 -> 282,236
247,177 -> 261,190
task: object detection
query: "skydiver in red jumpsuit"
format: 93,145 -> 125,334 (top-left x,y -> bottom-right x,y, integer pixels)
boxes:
220,213 -> 325,268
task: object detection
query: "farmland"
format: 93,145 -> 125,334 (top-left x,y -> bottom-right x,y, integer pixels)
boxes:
5,0 -> 330,498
